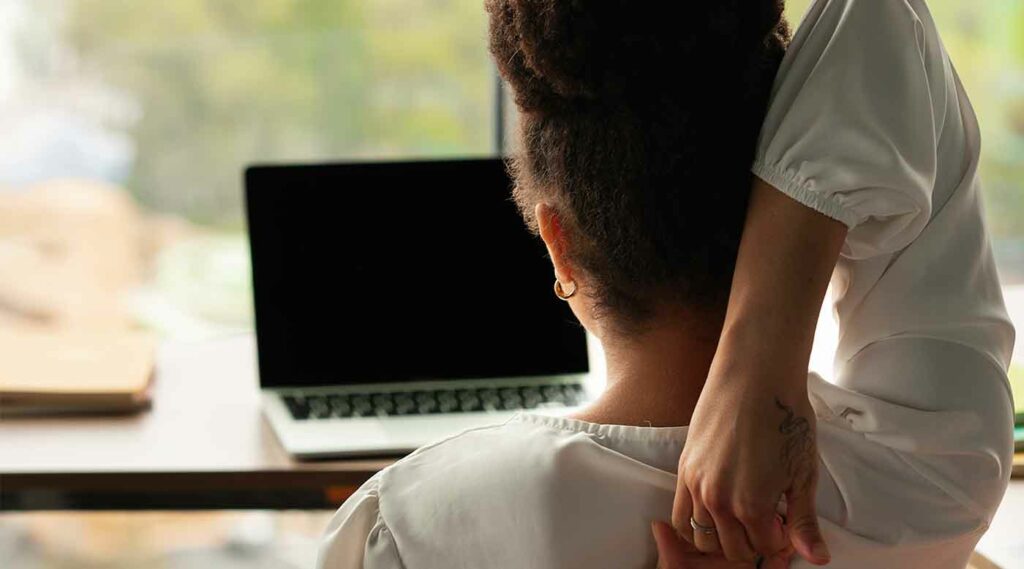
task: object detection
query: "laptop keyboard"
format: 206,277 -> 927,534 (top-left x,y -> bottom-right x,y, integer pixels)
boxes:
281,382 -> 587,421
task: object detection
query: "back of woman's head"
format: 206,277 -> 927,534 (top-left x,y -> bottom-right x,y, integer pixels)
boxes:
487,0 -> 789,328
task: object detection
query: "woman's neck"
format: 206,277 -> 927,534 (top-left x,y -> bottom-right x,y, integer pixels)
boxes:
571,316 -> 720,428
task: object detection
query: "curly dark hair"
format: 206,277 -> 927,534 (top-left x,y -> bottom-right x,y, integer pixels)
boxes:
487,0 -> 790,328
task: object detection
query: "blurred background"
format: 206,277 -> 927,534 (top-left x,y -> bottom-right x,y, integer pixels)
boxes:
0,0 -> 1021,566
0,0 -> 492,340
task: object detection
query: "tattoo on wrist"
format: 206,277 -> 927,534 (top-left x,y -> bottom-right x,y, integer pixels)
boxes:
775,397 -> 815,493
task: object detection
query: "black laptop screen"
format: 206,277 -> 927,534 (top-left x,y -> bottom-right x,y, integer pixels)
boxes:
246,158 -> 589,388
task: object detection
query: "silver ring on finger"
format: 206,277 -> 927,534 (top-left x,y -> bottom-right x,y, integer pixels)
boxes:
690,517 -> 717,535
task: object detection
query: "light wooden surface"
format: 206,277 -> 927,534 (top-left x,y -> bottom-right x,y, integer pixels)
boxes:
0,334 -> 391,506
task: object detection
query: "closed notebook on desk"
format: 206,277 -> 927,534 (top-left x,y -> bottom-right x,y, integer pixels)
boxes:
0,330 -> 156,415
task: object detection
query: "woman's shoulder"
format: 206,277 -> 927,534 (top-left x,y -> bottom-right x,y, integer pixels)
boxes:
376,414 -> 603,494
354,415 -> 677,568
316,423 -> 529,569
375,414 -> 686,495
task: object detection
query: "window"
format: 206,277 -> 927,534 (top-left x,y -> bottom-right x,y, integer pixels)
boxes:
0,0 -> 494,337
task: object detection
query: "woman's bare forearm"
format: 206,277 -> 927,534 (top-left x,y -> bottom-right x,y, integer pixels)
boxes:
714,177 -> 848,388
672,177 -> 847,565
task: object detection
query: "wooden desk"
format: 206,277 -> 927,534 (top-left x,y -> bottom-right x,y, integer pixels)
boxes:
2,333 -> 1020,511
0,334 -> 392,510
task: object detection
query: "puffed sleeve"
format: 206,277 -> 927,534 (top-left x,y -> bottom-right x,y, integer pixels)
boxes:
317,474 -> 406,569
753,0 -> 944,259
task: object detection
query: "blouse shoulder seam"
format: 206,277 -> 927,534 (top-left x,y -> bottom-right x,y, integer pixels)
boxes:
752,159 -> 860,228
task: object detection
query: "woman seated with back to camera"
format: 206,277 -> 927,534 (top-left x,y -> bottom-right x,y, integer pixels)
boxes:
317,0 -> 1015,567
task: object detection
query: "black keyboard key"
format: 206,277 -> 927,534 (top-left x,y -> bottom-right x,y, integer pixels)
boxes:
541,385 -> 565,403
501,397 -> 523,410
309,398 -> 330,419
394,393 -> 414,408
479,391 -> 501,408
371,393 -> 391,404
417,399 -> 439,414
521,386 -> 541,399
351,395 -> 370,407
459,395 -> 482,412
282,395 -> 310,420
414,391 -> 433,405
439,399 -> 459,413
557,385 -> 577,405
330,401 -> 352,418
351,397 -> 373,416
395,399 -> 416,415
500,389 -> 523,409
436,390 -> 457,405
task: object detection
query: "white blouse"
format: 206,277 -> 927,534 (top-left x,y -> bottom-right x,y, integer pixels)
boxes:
317,0 -> 1017,567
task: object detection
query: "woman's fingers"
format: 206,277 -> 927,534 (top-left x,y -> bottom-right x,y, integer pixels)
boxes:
671,482 -> 695,544
653,521 -> 692,569
705,506 -> 756,562
679,485 -> 763,563
652,521 -> 760,569
690,495 -> 722,554
786,486 -> 830,565
737,510 -> 788,559
759,546 -> 796,569
680,480 -> 785,563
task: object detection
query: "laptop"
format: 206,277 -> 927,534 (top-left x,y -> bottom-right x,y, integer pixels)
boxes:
245,158 -> 591,458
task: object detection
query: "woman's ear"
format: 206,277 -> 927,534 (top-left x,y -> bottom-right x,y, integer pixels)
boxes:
536,202 -> 596,334
535,202 -> 574,284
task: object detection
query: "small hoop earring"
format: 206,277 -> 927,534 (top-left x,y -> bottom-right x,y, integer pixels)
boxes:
554,279 -> 577,300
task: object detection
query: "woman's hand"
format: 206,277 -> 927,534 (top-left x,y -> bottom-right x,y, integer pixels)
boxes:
652,521 -> 792,569
673,369 -> 825,564
671,178 -> 847,565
